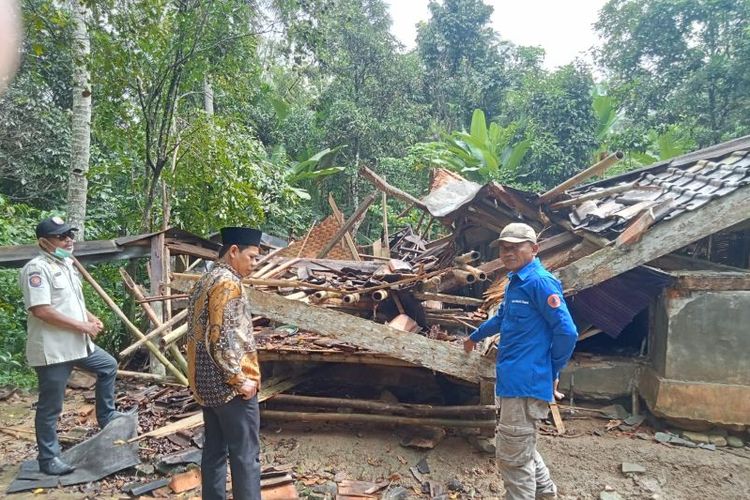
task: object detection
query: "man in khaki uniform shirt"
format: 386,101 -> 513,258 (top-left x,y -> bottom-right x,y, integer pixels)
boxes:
19,217 -> 121,476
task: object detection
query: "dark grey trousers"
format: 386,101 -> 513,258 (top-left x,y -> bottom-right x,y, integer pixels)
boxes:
201,395 -> 261,500
33,345 -> 118,465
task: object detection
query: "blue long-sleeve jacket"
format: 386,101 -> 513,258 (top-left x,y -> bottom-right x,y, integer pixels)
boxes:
469,258 -> 578,402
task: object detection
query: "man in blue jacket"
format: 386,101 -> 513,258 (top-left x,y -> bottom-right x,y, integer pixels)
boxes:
464,223 -> 577,499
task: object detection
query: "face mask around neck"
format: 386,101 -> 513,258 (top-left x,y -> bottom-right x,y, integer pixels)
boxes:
53,247 -> 73,259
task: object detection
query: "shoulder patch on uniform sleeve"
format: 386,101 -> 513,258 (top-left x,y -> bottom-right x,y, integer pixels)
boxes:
547,293 -> 562,308
29,271 -> 44,288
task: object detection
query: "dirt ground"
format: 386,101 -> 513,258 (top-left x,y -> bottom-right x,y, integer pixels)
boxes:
1,389 -> 749,500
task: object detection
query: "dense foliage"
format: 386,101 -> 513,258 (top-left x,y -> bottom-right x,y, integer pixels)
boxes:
1,0 -> 748,385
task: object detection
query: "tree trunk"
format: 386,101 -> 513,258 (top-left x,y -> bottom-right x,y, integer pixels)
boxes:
203,76 -> 214,115
66,0 -> 91,240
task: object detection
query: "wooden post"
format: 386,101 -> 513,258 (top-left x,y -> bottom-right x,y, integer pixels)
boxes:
149,233 -> 166,376
479,375 -> 496,437
382,191 -> 389,258
317,191 -> 378,259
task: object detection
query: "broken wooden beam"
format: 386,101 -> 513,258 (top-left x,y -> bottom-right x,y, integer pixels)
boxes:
261,410 -> 495,429
359,165 -> 428,211
244,287 -> 493,383
557,186 -> 750,293
537,151 -> 624,205
266,394 -> 495,418
316,192 -> 378,259
549,181 -> 638,210
412,291 -> 484,306
328,194 -> 361,261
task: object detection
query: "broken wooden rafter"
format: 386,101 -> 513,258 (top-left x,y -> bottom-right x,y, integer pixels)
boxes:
412,291 -> 484,306
245,287 -> 493,384
317,191 -> 378,259
261,409 -> 495,429
557,185 -> 750,293
359,165 -> 428,211
328,194 -> 361,261
549,182 -> 639,210
266,394 -> 496,418
537,151 -> 624,205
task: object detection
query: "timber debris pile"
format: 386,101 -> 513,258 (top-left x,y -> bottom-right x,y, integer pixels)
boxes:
3,137 -> 750,496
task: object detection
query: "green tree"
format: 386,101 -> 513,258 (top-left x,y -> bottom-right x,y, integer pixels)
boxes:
504,64 -> 599,188
416,0 -> 512,130
595,0 -> 750,146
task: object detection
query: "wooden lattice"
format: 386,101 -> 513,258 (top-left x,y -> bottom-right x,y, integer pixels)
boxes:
277,215 -> 356,260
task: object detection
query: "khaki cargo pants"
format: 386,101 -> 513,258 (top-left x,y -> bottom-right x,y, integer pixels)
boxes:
495,397 -> 556,500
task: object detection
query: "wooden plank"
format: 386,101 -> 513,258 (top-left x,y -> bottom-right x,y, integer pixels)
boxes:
670,271 -> 750,291
556,186 -> 750,293
261,410 -> 496,429
328,194 -> 361,261
537,152 -> 624,205
549,403 -> 566,435
317,192 -> 378,259
549,182 -> 638,210
615,207 -> 656,247
246,287 -> 493,383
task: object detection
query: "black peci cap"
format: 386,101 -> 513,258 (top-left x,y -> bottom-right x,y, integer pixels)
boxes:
220,227 -> 262,247
36,216 -> 77,238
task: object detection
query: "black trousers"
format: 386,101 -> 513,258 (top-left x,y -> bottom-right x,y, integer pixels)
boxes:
201,395 -> 261,500
34,346 -> 117,464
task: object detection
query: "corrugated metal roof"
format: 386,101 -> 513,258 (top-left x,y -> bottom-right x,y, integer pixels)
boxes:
556,142 -> 750,236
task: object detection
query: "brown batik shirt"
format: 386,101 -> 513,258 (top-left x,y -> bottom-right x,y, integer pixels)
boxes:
186,262 -> 261,407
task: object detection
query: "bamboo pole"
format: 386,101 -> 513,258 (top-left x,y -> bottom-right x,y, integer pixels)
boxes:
451,269 -> 477,285
119,309 -> 188,357
266,394 -> 496,418
61,261 -> 187,385
454,251 -> 480,266
458,264 -> 488,281
160,323 -> 189,347
261,409 -> 495,429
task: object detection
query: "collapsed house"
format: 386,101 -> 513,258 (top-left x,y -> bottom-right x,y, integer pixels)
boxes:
2,137 -> 749,495
2,137 -> 749,435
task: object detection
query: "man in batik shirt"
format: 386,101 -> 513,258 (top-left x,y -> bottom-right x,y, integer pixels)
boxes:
186,226 -> 263,500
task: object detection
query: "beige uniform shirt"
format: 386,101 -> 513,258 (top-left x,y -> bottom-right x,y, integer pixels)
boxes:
19,252 -> 94,366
